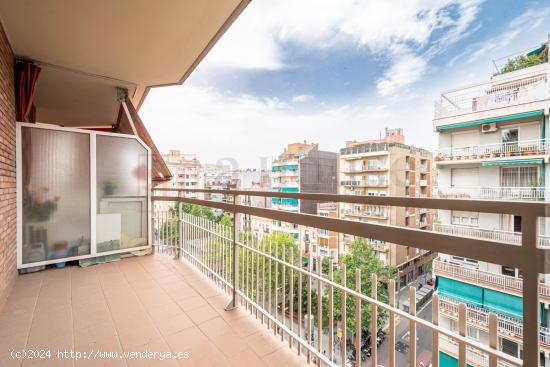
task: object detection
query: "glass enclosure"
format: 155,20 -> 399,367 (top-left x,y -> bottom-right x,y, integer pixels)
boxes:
18,124 -> 151,268
21,127 -> 91,264
96,135 -> 148,253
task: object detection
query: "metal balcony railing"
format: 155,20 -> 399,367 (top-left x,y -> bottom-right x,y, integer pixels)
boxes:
151,188 -> 550,367
432,223 -> 550,248
434,66 -> 549,119
434,139 -> 548,162
437,186 -> 546,201
433,259 -> 550,302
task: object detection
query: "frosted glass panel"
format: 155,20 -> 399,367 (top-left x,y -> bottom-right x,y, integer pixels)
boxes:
21,127 -> 91,264
96,135 -> 148,252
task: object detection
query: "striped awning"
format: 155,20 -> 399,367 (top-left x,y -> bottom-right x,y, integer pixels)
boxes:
481,158 -> 544,166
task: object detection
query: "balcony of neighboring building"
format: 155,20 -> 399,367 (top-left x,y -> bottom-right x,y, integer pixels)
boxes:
437,186 -> 547,200
433,259 -> 550,302
432,223 -> 550,248
438,295 -> 550,352
434,138 -> 548,165
433,62 -> 550,127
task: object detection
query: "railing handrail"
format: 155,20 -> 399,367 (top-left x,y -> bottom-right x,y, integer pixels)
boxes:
152,188 -> 550,217
153,209 -> 525,366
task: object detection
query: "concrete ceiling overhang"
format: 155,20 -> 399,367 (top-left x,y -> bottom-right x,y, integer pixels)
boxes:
0,0 -> 250,125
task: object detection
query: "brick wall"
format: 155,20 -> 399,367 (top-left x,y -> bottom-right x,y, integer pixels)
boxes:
0,21 -> 16,308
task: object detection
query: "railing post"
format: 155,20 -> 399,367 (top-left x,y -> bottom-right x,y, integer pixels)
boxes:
521,213 -> 540,367
225,194 -> 239,311
175,202 -> 182,260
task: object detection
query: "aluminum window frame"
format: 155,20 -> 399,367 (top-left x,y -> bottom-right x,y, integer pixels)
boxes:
16,121 -> 152,269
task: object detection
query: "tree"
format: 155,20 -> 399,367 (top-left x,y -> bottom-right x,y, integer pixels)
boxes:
497,52 -> 547,75
323,237 -> 396,334
218,212 -> 233,227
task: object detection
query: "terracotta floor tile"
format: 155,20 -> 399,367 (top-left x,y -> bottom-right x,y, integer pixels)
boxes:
185,304 -> 219,324
0,255 -> 304,367
230,348 -> 266,367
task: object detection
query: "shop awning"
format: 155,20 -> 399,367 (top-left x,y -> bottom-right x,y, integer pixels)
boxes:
481,158 -> 544,166
436,110 -> 544,131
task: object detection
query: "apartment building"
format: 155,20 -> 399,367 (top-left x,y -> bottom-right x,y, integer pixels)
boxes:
232,169 -> 273,235
154,150 -> 203,212
203,163 -> 233,202
299,202 -> 341,261
271,142 -> 337,240
433,44 -> 550,364
339,128 -> 435,285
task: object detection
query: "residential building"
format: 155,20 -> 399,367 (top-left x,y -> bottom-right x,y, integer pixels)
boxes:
232,169 -> 273,235
203,163 -> 233,202
339,128 -> 436,285
271,142 -> 338,240
433,43 -> 550,364
153,150 -> 204,212
299,202 -> 341,261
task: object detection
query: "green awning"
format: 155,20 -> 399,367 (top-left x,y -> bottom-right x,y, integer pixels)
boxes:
437,277 -> 483,307
484,288 -> 522,319
436,110 -> 544,131
527,44 -> 546,56
482,158 -> 544,166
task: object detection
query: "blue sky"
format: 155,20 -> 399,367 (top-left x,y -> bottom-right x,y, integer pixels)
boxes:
141,0 -> 550,169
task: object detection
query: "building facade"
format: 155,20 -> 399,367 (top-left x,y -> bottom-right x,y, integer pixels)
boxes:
433,46 -> 550,364
271,143 -> 337,240
299,202 -> 341,262
339,128 -> 435,285
154,150 -> 203,212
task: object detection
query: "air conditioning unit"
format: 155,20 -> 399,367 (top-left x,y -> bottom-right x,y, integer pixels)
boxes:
481,122 -> 497,133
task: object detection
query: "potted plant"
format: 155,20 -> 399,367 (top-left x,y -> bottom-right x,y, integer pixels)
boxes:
25,188 -> 60,222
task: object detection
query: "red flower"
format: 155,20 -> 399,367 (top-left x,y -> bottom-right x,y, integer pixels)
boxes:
35,198 -> 45,205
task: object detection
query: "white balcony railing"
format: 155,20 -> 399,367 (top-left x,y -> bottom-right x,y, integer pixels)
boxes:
151,187 -> 546,367
434,139 -> 549,162
437,186 -> 546,200
419,179 -> 428,186
433,259 -> 550,301
341,208 -> 388,219
439,334 -> 516,367
439,296 -> 550,348
432,223 -> 550,248
340,179 -> 388,187
434,66 -> 549,119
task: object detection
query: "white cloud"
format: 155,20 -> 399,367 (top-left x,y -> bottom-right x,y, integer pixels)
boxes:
376,51 -> 428,96
204,0 -> 483,94
292,95 -> 313,103
139,85 -> 436,168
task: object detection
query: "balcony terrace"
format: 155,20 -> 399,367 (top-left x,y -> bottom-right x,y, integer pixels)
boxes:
0,254 -> 306,367
433,259 -> 550,302
438,296 -> 550,350
437,186 -> 547,201
432,223 -> 550,248
3,188 -> 550,367
434,63 -> 550,123
434,139 -> 548,164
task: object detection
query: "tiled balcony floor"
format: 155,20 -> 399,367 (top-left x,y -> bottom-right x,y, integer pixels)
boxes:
0,254 -> 309,367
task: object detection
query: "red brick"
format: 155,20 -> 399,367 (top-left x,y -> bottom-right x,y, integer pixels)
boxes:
0,18 -> 16,309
